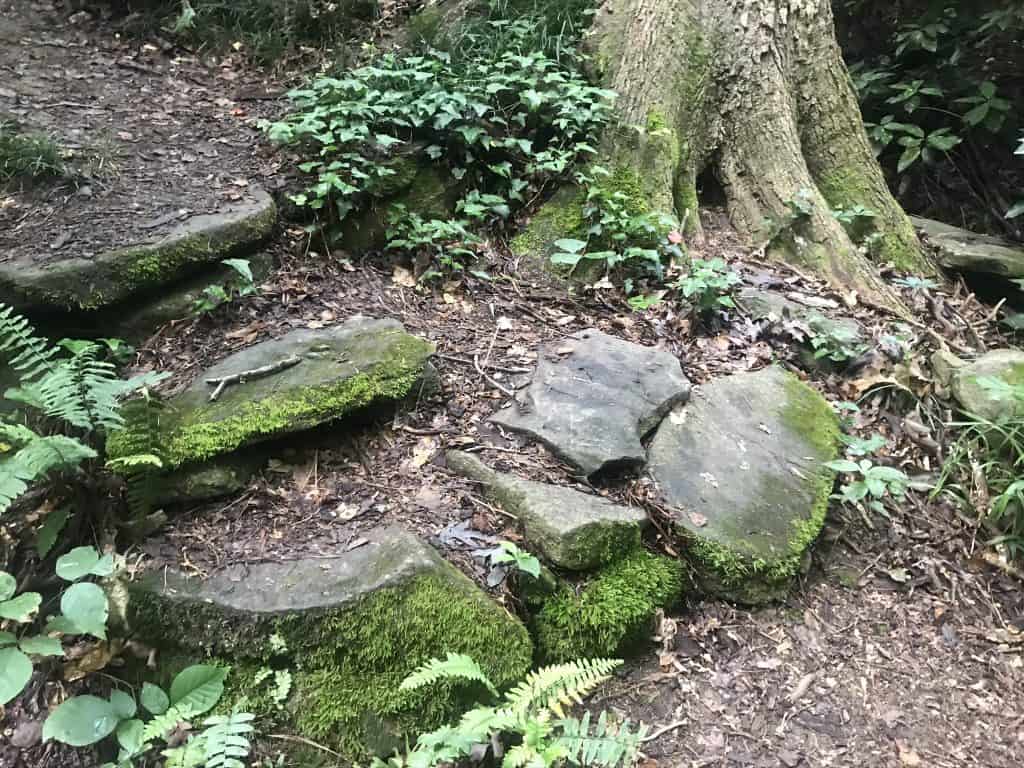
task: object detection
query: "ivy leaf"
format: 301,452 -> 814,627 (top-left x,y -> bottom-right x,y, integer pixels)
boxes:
43,695 -> 121,746
0,592 -> 41,623
56,546 -> 105,581
109,690 -> 137,720
169,665 -> 228,716
18,635 -> 63,657
897,145 -> 921,173
0,647 -> 32,705
59,582 -> 109,639
141,682 -> 170,715
0,571 -> 15,601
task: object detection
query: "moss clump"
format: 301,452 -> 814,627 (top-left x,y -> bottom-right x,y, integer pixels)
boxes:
532,549 -> 682,663
129,573 -> 532,760
510,186 -> 586,260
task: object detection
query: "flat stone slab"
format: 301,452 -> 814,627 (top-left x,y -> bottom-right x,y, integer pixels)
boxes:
739,288 -> 865,346
108,316 -> 434,469
951,349 -> 1024,422
126,525 -> 532,758
0,187 -> 276,312
912,216 -> 1024,285
447,450 -> 648,570
647,366 -> 839,604
491,329 -> 690,478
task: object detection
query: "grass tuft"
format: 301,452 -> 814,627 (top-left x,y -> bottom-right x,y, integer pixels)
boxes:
0,121 -> 64,182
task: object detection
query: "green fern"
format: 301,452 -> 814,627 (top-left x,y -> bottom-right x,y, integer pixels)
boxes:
201,711 -> 255,768
109,394 -> 167,517
0,304 -> 59,381
0,424 -> 97,513
142,705 -> 196,742
401,652 -> 499,696
503,658 -> 621,720
556,711 -> 647,768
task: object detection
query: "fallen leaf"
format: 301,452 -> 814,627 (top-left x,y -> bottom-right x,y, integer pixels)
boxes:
392,265 -> 417,288
888,567 -> 911,584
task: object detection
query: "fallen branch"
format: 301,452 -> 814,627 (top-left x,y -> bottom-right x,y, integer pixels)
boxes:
206,355 -> 302,401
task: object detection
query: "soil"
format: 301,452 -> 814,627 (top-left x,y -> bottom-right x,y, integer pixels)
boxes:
0,0 -> 284,266
2,4 -> 1024,768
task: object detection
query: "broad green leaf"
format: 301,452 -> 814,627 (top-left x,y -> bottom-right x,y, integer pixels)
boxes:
141,682 -> 170,715
59,582 -> 109,639
897,145 -> 921,173
1006,201 -> 1024,220
0,647 -> 32,705
56,546 -> 101,581
19,635 -> 63,657
169,665 -> 228,716
552,238 -> 587,254
0,571 -> 15,601
43,695 -> 121,746
0,592 -> 41,622
0,631 -> 16,646
115,718 -> 145,755
824,460 -> 861,473
109,690 -> 136,720
550,252 -> 584,267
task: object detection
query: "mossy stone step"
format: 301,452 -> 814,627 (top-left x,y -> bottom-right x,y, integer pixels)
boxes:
647,366 -> 840,604
108,316 -> 435,470
912,216 -> 1024,292
125,525 -> 533,759
950,348 -> 1024,422
446,450 -> 648,570
0,187 -> 276,313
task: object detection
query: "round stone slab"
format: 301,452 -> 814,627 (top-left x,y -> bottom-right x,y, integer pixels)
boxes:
647,366 -> 840,603
107,316 -> 434,469
125,525 -> 532,759
0,187 -> 276,313
491,328 -> 691,479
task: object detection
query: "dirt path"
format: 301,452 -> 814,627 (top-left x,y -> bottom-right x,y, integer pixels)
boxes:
1,5 -> 1022,768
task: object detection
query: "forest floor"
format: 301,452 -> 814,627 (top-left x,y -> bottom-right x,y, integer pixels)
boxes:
2,3 -> 1023,768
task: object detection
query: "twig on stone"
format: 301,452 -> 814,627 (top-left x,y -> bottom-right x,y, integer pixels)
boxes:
205,355 -> 302,402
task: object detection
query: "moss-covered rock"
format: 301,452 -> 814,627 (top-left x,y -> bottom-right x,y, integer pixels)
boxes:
912,215 -> 1024,289
531,548 -> 682,663
446,450 -> 648,570
126,526 -> 533,759
108,316 -> 435,469
950,349 -> 1024,422
646,366 -> 840,604
0,187 -> 276,313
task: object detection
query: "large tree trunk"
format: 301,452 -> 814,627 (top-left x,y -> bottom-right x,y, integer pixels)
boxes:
576,0 -> 931,309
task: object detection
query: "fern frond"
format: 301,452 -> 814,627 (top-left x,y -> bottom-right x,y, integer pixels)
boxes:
503,658 -> 621,720
142,705 -> 196,742
0,426 -> 96,514
162,736 -> 206,768
202,711 -> 255,768
107,394 -> 167,518
0,304 -> 58,382
401,652 -> 498,696
555,711 -> 647,768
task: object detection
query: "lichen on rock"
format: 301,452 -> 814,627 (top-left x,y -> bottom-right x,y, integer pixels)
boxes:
647,367 -> 840,604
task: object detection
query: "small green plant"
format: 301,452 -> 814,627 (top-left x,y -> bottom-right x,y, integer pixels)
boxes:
0,121 -> 63,181
384,209 -> 483,280
893,275 -> 941,293
826,458 -> 910,514
807,323 -> 869,364
192,259 -> 257,315
673,258 -> 741,316
0,304 -> 167,517
0,545 -> 115,706
43,663 -> 253,768
375,654 -> 645,768
489,541 -> 541,579
839,432 -> 888,456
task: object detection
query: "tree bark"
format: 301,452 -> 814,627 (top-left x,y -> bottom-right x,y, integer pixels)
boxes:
584,0 -> 933,309
420,0 -> 931,310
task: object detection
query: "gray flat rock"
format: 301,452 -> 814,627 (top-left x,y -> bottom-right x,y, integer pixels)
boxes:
739,288 -> 865,343
108,316 -> 434,469
447,450 -> 648,570
912,216 -> 1024,285
0,187 -> 276,313
491,329 -> 690,478
647,366 -> 839,603
126,525 -> 533,758
951,349 -> 1024,422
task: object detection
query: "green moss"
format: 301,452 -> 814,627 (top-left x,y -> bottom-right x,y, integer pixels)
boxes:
646,109 -> 669,134
681,374 -> 838,602
532,549 -> 682,663
594,166 -> 651,219
510,186 -> 586,259
110,333 -> 432,468
406,5 -> 445,45
129,573 -> 532,760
